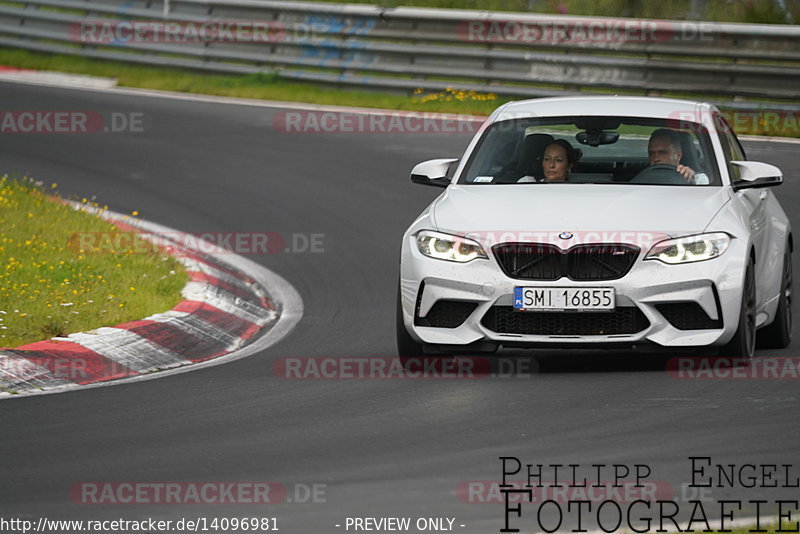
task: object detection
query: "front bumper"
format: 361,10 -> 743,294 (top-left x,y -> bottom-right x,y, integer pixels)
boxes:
399,234 -> 749,350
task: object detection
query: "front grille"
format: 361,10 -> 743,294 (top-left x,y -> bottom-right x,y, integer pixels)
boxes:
656,302 -> 722,330
492,243 -> 639,281
415,300 -> 478,328
481,306 -> 650,335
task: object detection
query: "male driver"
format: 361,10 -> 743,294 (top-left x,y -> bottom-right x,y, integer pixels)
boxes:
647,128 -> 696,182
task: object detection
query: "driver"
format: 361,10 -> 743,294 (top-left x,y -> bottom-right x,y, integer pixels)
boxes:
647,129 -> 696,183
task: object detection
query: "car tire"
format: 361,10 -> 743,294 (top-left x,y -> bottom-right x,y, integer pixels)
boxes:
396,285 -> 425,359
757,246 -> 792,349
721,258 -> 756,358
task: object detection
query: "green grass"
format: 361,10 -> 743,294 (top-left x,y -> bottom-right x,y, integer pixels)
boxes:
0,48 -> 505,116
0,176 -> 188,348
2,44 -> 799,138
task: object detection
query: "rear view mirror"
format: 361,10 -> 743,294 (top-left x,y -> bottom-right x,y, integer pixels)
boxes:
576,130 -> 620,147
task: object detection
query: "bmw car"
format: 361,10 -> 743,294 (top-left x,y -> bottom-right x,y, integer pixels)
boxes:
397,97 -> 792,358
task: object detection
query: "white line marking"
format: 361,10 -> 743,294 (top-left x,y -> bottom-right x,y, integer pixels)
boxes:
0,71 -> 116,89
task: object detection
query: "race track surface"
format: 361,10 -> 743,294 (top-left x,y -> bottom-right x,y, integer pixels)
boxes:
1,83 -> 798,533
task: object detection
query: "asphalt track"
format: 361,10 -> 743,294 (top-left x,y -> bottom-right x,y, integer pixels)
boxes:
0,82 -> 799,533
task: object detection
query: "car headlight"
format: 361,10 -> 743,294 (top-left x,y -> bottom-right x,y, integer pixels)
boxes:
645,232 -> 731,264
415,230 -> 487,263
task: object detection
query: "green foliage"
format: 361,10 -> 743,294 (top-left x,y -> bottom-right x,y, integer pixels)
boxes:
0,177 -> 187,347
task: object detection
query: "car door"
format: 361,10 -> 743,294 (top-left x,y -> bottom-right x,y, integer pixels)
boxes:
715,113 -> 772,309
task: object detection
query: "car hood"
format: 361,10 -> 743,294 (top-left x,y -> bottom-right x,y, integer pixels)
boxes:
432,184 -> 731,244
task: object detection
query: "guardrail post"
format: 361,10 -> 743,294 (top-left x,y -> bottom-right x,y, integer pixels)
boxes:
689,0 -> 708,20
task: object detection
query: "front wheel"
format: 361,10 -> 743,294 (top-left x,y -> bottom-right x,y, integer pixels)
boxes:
757,246 -> 792,349
720,259 -> 756,358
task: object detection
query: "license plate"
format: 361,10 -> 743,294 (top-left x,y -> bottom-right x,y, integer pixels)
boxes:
513,287 -> 615,311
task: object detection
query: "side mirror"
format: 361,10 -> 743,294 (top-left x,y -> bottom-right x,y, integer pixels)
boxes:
730,161 -> 783,190
410,159 -> 457,188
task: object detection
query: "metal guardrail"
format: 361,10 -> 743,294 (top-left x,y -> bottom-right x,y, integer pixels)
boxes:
1,0 -> 799,105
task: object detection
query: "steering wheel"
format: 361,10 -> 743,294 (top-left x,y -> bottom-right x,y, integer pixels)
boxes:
630,164 -> 688,185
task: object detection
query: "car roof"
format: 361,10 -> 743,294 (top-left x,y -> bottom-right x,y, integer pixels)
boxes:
492,96 -> 717,123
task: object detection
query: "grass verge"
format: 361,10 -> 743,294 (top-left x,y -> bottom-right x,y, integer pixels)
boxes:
0,48 -> 503,116
0,176 -> 188,348
1,47 -> 799,138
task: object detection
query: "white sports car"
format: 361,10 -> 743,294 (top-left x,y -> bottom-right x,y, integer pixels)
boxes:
398,97 -> 792,358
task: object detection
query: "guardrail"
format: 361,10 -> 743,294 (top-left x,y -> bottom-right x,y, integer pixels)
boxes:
1,0 -> 799,106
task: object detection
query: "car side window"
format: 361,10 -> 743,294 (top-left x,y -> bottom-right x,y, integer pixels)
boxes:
714,114 -> 745,182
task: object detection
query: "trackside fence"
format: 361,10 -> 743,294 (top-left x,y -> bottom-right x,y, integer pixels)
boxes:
1,0 -> 799,106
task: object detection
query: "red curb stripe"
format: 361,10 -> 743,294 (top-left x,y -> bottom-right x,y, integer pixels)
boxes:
9,340 -> 137,385
110,220 -> 137,232
178,247 -> 254,284
121,322 -> 230,362
0,65 -> 34,72
111,319 -> 158,330
172,301 -> 261,340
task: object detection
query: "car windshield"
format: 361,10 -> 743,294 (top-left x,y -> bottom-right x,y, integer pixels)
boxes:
459,116 -> 719,186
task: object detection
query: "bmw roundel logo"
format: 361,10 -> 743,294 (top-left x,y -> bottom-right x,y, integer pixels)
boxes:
559,232 -> 574,240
